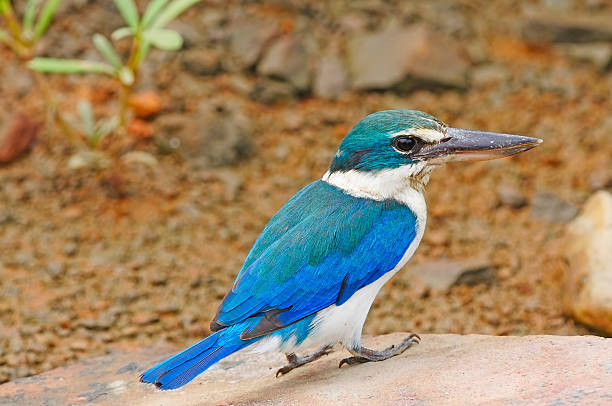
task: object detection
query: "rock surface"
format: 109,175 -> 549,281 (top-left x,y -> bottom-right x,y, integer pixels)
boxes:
407,258 -> 495,291
1,334 -> 609,406
563,191 -> 612,335
348,24 -> 470,91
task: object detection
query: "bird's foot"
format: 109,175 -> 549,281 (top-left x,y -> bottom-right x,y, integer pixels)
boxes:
276,344 -> 334,377
339,333 -> 420,368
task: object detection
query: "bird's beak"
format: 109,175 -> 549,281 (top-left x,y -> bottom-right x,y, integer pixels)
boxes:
414,128 -> 542,162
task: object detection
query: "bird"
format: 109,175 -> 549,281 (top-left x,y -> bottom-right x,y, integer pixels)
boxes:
140,109 -> 542,390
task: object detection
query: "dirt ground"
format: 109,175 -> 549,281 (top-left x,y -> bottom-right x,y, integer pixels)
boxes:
1,0 -> 611,383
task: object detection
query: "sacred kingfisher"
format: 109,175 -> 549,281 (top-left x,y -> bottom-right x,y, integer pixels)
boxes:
141,110 -> 541,390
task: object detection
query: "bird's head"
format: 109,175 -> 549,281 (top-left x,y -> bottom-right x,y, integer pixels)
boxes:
328,110 -> 541,191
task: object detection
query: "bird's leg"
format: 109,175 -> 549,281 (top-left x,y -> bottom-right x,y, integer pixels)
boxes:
339,333 -> 420,368
276,344 -> 334,377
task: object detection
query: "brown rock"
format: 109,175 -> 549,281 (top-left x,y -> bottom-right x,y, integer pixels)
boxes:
257,35 -> 312,91
563,191 -> 612,334
0,335 -> 609,405
408,258 -> 495,291
128,119 -> 155,139
0,113 -> 39,164
348,24 -> 470,91
129,91 -> 163,119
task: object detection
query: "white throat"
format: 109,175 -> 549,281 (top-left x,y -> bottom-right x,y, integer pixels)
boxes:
322,163 -> 432,201
321,165 -> 429,233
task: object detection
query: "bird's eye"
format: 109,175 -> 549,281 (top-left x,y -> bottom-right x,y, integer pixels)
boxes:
393,136 -> 417,153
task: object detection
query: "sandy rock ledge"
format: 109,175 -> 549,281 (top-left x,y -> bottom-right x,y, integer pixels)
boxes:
0,334 -> 610,406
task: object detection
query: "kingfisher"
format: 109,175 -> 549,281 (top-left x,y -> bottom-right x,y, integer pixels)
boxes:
140,110 -> 541,390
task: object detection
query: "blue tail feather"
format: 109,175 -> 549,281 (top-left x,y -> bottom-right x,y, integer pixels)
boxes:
140,322 -> 254,390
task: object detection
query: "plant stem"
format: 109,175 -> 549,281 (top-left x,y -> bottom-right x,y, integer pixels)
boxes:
117,32 -> 142,128
118,82 -> 131,127
0,1 -> 23,43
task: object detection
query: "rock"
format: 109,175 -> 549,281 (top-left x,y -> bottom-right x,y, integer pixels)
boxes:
348,24 -> 470,91
0,334 -> 609,405
470,64 -> 511,88
0,113 -> 39,164
531,191 -> 578,223
129,91 -> 163,119
257,35 -> 312,92
496,183 -> 527,208
127,119 -> 154,139
522,13 -> 612,43
250,78 -> 296,104
181,48 -> 221,75
171,104 -> 255,168
313,55 -> 349,100
408,258 -> 495,291
229,18 -> 278,70
563,191 -> 612,334
554,43 -> 612,71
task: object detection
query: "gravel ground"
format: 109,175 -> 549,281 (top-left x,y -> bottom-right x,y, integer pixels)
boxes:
1,0 -> 611,383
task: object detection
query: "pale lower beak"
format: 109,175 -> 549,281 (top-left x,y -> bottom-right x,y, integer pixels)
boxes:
413,127 -> 543,162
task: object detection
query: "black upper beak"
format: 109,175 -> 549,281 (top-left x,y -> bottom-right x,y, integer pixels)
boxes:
413,128 -> 543,162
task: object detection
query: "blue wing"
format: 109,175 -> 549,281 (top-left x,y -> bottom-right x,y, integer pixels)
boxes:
211,180 -> 418,338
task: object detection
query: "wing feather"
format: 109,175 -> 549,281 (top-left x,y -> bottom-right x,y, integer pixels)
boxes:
211,180 -> 418,337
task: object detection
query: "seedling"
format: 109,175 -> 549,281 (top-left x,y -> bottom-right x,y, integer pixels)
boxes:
29,0 -> 202,127
68,100 -> 118,149
0,0 -> 61,59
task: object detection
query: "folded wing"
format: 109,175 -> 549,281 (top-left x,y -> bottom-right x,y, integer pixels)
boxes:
211,180 -> 417,339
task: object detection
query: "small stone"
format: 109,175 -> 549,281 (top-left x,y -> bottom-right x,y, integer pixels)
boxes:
257,35 -> 311,91
229,18 -> 278,70
563,191 -> 612,334
47,262 -> 66,278
522,13 -> 612,43
250,79 -> 296,104
127,119 -> 155,139
531,191 -> 578,223
129,91 -> 163,118
313,55 -> 348,100
554,43 -> 612,71
63,242 -> 78,256
471,64 -> 511,88
69,340 -> 89,351
496,183 -> 527,208
181,48 -> 221,75
178,104 -> 255,168
408,258 -> 495,291
0,113 -> 39,164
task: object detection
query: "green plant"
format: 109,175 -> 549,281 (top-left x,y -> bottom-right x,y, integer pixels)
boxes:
0,0 -> 61,59
29,0 -> 202,127
68,100 -> 118,149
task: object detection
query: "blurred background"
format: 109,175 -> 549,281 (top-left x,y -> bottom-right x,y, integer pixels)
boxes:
1,0 -> 611,384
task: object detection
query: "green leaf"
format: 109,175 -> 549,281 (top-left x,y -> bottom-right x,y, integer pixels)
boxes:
33,0 -> 61,39
111,26 -> 134,41
28,58 -> 115,75
77,100 -> 95,136
117,66 -> 134,85
113,0 -> 139,29
92,33 -> 122,68
141,0 -> 169,28
0,0 -> 11,15
144,28 -> 183,50
23,0 -> 41,32
151,0 -> 201,28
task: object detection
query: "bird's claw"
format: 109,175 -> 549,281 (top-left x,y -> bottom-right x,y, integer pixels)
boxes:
276,365 -> 293,378
338,356 -> 369,368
